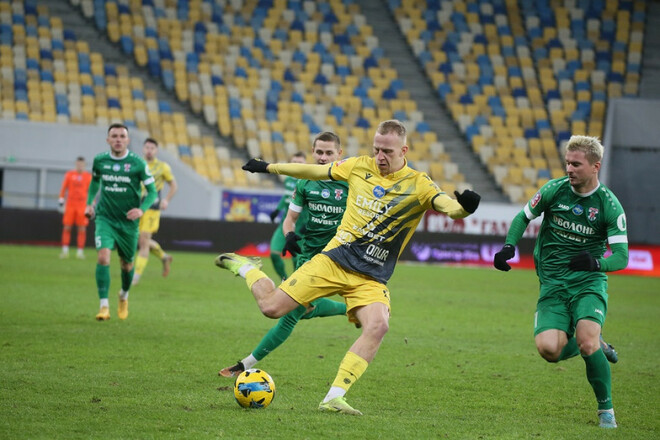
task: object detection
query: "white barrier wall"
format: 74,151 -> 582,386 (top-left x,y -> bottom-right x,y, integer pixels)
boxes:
0,120 -> 223,218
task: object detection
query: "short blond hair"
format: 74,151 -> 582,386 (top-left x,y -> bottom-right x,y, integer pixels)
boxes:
377,119 -> 407,144
565,135 -> 603,164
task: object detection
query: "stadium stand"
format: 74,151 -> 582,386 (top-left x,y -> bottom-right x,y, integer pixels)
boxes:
0,0 -> 647,198
71,0 -> 474,193
0,0 -> 266,187
387,0 -> 645,202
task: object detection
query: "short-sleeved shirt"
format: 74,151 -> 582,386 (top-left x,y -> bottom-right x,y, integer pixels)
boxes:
143,158 -> 174,210
523,177 -> 628,285
288,179 -> 349,259
90,150 -> 154,226
323,155 -> 453,284
59,170 -> 92,207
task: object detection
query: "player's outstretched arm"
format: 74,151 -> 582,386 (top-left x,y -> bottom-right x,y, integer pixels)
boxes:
431,189 -> 481,219
242,159 -> 330,181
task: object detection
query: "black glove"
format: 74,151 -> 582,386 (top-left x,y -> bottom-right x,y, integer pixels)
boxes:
269,209 -> 280,223
282,232 -> 301,256
454,190 -> 481,213
568,251 -> 601,271
494,244 -> 515,271
242,158 -> 270,173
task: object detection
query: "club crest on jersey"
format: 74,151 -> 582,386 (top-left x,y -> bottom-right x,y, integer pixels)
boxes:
124,163 -> 131,172
373,186 -> 386,198
530,192 -> 541,208
321,189 -> 330,198
572,204 -> 584,216
334,189 -> 344,200
588,207 -> 599,221
112,164 -> 120,172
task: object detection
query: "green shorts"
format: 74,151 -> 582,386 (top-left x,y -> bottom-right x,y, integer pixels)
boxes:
94,216 -> 139,263
534,283 -> 608,337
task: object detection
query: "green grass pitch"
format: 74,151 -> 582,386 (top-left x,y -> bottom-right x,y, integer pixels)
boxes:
1,244 -> 658,439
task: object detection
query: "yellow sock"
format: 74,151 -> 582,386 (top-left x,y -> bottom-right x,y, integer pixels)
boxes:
134,255 -> 148,276
150,241 -> 165,259
246,268 -> 269,289
331,351 -> 369,391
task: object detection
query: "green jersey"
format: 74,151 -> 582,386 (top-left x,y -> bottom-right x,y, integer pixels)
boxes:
275,176 -> 298,212
521,177 -> 628,284
289,179 -> 349,259
87,150 -> 157,225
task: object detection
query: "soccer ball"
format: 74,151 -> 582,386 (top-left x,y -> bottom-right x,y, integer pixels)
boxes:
233,369 -> 276,409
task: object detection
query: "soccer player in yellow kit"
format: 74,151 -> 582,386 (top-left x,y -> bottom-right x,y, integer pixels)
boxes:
132,138 -> 178,285
216,120 -> 481,415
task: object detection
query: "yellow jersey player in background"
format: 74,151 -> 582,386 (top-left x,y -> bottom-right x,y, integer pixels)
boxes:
132,138 -> 178,286
217,119 -> 481,415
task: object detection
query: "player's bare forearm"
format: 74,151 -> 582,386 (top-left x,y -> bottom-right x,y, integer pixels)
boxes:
282,209 -> 299,236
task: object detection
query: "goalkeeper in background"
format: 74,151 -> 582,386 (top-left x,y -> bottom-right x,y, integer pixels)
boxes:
493,135 -> 628,429
58,156 -> 92,259
267,151 -> 307,281
218,132 -> 348,378
132,138 -> 178,286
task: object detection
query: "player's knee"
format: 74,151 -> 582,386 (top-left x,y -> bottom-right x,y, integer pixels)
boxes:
536,344 -> 560,363
363,318 -> 389,340
260,305 -> 285,319
577,339 -> 599,356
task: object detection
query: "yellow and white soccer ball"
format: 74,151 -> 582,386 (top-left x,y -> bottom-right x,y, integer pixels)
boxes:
233,369 -> 276,409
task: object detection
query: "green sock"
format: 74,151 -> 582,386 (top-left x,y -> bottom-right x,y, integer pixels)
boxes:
95,264 -> 110,299
583,349 -> 613,410
302,298 -> 347,319
270,252 -> 287,281
121,268 -> 135,291
559,337 -> 580,360
252,305 -> 307,361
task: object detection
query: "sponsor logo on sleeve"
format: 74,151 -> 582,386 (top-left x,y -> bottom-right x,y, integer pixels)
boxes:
530,192 -> 541,208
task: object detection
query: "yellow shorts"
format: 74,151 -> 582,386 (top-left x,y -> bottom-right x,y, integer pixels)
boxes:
138,209 -> 161,234
279,253 -> 391,324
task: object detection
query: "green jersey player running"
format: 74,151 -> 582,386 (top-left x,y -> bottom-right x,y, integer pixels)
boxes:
268,152 -> 307,281
218,132 -> 348,378
493,135 -> 628,429
85,123 -> 158,321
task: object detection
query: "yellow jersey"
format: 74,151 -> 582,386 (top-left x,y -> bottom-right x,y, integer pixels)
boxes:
143,158 -> 174,210
323,155 -> 464,283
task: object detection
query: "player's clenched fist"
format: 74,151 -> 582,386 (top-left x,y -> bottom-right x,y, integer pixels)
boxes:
242,158 -> 270,173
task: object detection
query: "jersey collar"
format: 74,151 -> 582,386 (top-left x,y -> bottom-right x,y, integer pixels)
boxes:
570,180 -> 600,197
372,157 -> 411,180
110,150 -> 129,160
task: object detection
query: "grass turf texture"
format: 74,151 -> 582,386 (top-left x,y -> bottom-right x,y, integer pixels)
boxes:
1,244 -> 658,439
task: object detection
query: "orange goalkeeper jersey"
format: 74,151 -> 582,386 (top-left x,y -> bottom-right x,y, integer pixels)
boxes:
59,170 -> 92,207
